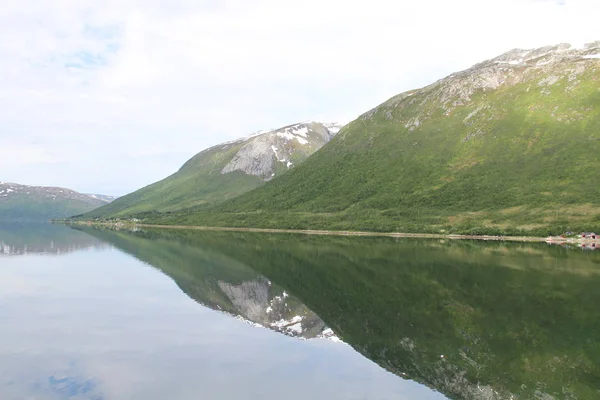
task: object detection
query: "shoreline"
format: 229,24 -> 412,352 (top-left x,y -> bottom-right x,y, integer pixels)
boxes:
69,221 -> 563,243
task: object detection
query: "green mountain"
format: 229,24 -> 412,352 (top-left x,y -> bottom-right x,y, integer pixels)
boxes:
83,121 -> 340,218
77,226 -> 600,399
142,42 -> 600,236
0,182 -> 113,220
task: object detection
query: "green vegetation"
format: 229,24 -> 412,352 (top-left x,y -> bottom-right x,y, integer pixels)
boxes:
0,197 -> 97,221
83,142 -> 264,218
81,226 -> 600,399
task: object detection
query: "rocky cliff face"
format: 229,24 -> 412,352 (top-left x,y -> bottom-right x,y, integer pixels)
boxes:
218,122 -> 337,180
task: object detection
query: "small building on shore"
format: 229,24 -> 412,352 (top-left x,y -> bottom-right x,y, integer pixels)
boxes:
581,232 -> 598,239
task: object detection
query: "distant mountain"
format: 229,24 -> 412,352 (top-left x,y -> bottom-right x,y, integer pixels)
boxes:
0,182 -> 115,220
84,121 -> 341,218
148,42 -> 600,236
86,194 -> 119,203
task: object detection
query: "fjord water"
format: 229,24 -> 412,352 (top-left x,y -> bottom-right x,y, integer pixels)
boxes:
0,223 -> 441,400
1,225 -> 599,399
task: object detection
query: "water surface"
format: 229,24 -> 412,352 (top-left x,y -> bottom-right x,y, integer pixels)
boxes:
1,223 -> 599,399
0,223 -> 441,400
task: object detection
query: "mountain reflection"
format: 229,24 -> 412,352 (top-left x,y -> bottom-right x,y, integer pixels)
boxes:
79,226 -> 600,400
78,227 -> 338,341
0,223 -> 109,256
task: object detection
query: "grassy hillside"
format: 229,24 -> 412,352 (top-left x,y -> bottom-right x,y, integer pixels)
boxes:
143,44 -> 600,236
84,122 -> 336,218
0,183 -> 109,220
77,227 -> 600,399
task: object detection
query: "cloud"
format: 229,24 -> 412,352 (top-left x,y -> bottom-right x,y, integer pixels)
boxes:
0,0 -> 598,194
1,144 -> 58,167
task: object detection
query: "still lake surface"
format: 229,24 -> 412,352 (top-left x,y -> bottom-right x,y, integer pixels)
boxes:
0,223 -> 599,400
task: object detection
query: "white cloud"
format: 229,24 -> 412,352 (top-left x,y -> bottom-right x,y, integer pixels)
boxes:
0,0 -> 598,194
0,145 -> 57,167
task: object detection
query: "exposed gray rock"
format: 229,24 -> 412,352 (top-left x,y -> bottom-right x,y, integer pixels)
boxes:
221,138 -> 278,179
221,121 -> 338,180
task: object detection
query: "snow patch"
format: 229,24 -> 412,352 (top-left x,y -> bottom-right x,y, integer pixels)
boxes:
287,322 -> 303,334
290,126 -> 309,138
277,125 -> 310,145
271,315 -> 303,329
271,145 -> 285,163
496,60 -> 523,65
276,131 -> 296,141
583,54 -> 600,59
317,328 -> 345,344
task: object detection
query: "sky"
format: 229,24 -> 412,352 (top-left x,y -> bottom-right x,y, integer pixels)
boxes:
1,0 -> 598,196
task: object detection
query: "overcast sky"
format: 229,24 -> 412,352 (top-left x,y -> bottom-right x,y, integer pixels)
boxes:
1,0 -> 598,195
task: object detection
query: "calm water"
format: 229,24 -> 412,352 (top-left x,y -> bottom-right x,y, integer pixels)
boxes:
1,224 -> 599,399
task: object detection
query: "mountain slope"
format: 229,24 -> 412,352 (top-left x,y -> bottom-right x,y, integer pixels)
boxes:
0,182 -> 113,220
84,122 -> 339,218
152,42 -> 600,235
